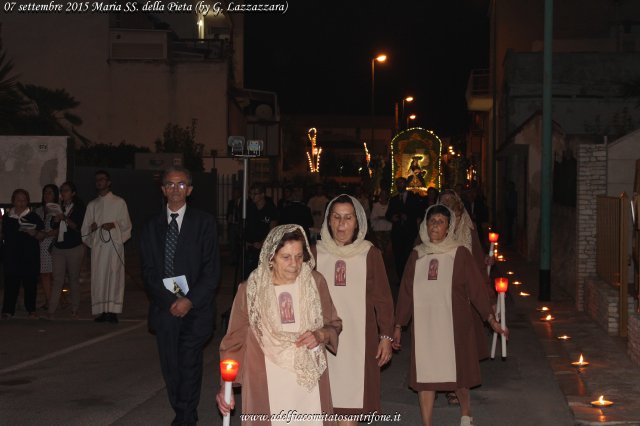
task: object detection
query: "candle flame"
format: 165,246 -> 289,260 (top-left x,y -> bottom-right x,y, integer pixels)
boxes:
545,314 -> 552,320
579,354 -> 585,363
598,395 -> 604,404
519,292 -> 530,296
513,281 -> 522,285
541,306 -> 549,311
507,271 -> 515,275
558,335 -> 570,340
226,363 -> 233,371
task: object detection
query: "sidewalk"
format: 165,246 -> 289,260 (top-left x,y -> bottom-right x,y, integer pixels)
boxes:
500,249 -> 640,425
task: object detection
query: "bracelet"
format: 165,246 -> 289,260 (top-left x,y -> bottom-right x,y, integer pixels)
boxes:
380,335 -> 394,342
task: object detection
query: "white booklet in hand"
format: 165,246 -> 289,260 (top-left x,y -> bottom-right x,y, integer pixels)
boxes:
46,203 -> 63,215
163,275 -> 189,298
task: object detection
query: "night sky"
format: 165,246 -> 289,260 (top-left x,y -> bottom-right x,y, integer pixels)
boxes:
244,0 -> 490,135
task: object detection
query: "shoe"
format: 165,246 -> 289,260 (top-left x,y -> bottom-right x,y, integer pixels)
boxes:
461,416 -> 474,426
94,313 -> 108,323
446,392 -> 460,405
107,313 -> 119,324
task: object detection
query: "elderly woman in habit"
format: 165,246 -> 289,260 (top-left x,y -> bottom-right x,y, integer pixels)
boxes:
393,204 -> 507,426
439,189 -> 498,367
313,194 -> 394,424
217,224 -> 342,425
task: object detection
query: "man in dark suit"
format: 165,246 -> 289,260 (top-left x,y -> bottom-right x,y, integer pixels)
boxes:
139,166 -> 219,426
386,177 -> 421,280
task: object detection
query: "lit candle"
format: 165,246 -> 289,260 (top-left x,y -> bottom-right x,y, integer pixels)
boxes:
497,255 -> 505,261
519,292 -> 530,297
571,354 -> 589,367
541,314 -> 555,321
220,359 -> 240,426
557,335 -> 571,340
491,278 -> 508,359
506,271 -> 515,275
494,277 -> 509,293
487,232 -> 499,276
536,306 -> 550,312
512,281 -> 522,286
590,395 -> 613,407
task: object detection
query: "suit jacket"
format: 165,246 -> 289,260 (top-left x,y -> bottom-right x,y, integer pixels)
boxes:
385,191 -> 420,242
140,206 -> 220,320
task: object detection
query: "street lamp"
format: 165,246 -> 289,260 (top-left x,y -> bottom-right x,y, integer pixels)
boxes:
394,96 -> 414,133
371,54 -> 387,145
407,114 -> 416,128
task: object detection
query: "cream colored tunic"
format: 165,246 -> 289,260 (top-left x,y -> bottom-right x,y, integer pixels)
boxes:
265,281 -> 322,425
81,192 -> 131,315
413,248 -> 457,383
316,246 -> 367,409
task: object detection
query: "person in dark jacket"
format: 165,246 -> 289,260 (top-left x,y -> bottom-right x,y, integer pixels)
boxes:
1,189 -> 44,319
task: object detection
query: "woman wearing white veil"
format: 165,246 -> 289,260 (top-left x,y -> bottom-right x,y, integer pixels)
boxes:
313,194 -> 394,424
217,224 -> 342,425
393,204 -> 507,426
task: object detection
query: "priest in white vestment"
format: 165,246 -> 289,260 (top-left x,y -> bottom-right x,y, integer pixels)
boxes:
81,170 -> 132,323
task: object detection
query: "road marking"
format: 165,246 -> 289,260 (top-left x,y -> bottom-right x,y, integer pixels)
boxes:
0,321 -> 146,375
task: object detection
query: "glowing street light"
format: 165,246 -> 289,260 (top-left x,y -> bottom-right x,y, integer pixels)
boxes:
371,53 -> 388,144
406,114 -> 417,128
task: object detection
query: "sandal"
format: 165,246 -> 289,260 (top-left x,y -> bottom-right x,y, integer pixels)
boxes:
446,392 -> 460,405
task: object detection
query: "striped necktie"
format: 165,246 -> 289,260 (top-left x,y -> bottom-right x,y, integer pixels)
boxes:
164,213 -> 179,277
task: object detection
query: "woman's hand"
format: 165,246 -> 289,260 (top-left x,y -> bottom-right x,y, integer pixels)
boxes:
296,329 -> 324,349
392,327 -> 402,351
376,338 -> 393,367
488,315 -> 509,339
216,385 -> 235,416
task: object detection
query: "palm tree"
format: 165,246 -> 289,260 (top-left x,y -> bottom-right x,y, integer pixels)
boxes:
17,83 -> 90,144
0,38 -> 26,131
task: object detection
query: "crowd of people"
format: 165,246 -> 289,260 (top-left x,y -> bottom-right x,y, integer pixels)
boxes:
218,179 -> 506,426
1,167 -> 505,426
1,170 -> 131,323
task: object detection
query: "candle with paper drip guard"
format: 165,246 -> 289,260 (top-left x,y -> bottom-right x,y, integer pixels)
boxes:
487,232 -> 499,275
220,359 -> 239,426
591,395 -> 614,407
491,277 -> 508,360
571,354 -> 589,367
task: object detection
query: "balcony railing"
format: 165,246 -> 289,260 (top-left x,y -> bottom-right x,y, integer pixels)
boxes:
109,29 -> 230,61
466,68 -> 492,112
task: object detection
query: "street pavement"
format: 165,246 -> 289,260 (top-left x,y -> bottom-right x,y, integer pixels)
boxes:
1,243 -> 639,425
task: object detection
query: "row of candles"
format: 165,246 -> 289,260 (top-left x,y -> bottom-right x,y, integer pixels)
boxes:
488,232 -> 613,408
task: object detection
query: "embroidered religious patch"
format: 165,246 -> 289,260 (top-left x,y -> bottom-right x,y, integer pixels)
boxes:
334,260 -> 347,286
428,258 -> 439,280
278,292 -> 295,324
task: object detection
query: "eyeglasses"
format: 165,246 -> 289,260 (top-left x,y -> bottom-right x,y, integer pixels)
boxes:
164,182 -> 188,190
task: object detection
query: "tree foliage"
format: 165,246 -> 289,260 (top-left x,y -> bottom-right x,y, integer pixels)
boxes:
155,120 -> 204,172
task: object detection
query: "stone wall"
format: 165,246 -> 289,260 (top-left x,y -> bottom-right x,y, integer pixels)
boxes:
575,144 -> 607,310
585,278 -> 636,336
629,314 -> 640,366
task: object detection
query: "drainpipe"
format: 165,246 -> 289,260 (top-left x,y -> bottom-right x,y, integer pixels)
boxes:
539,0 -> 553,301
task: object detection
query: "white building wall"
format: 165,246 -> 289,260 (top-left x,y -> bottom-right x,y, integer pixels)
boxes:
1,12 -> 229,154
